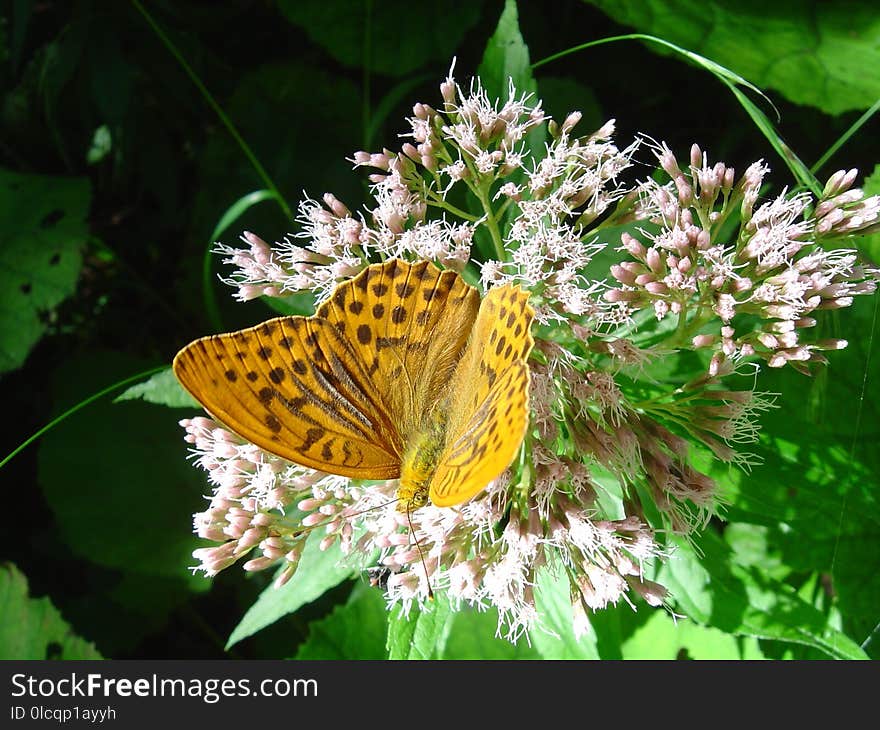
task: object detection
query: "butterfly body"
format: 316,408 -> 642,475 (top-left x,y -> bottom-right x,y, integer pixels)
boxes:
174,259 -> 534,510
398,410 -> 449,510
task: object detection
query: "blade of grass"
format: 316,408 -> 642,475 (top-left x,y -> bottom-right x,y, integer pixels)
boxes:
721,77 -> 818,195
130,0 -> 292,219
533,34 -> 819,194
0,365 -> 168,470
811,97 -> 880,177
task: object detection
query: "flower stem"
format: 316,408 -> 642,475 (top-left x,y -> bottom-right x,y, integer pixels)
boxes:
474,182 -> 507,260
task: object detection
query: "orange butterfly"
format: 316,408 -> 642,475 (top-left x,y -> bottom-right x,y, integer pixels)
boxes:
173,259 -> 534,511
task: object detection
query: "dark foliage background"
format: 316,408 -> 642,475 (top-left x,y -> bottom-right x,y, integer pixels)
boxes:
1,0 -> 877,659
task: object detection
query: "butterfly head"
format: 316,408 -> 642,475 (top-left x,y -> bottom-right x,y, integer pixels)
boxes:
396,482 -> 430,512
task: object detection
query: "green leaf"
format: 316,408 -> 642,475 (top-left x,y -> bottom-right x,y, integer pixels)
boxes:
386,593 -> 454,659
660,532 -> 869,659
530,567 -> 600,658
443,607 -> 541,659
276,0 -> 483,77
294,582 -> 389,659
621,609 -> 765,659
227,532 -> 358,649
115,367 -> 199,409
0,563 -> 102,660
37,351 -> 207,582
0,168 -> 89,374
583,0 -> 880,115
477,0 -> 546,188
478,0 -> 537,103
715,294 -> 880,652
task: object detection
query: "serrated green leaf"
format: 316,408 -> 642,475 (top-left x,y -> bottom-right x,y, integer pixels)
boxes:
227,532 -> 357,649
660,532 -> 868,659
443,607 -> 541,659
276,0 -> 483,77
0,563 -> 102,660
621,609 -> 765,659
386,593 -> 453,660
0,168 -> 89,373
115,367 -> 199,408
294,582 -> 389,659
478,0 -> 536,103
584,0 -> 880,115
477,0 -> 546,195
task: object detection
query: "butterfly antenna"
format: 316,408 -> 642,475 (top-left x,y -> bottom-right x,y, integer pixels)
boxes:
406,505 -> 434,601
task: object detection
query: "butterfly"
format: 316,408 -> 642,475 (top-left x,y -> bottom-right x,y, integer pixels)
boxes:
173,258 -> 534,512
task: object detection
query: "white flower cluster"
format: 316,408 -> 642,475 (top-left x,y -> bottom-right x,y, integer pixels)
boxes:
181,70 -> 880,643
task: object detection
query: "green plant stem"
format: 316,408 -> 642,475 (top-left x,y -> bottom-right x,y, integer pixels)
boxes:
811,97 -> 880,176
424,193 -> 481,222
0,365 -> 168,470
130,0 -> 292,220
474,182 -> 507,260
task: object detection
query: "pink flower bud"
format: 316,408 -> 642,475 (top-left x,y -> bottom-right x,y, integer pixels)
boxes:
816,338 -> 848,350
401,143 -> 421,163
296,497 -> 324,512
301,512 -> 327,527
646,247 -> 663,273
822,168 -> 858,197
440,79 -> 456,106
237,527 -> 267,551
610,265 -> 636,285
690,143 -> 703,169
723,167 -> 735,190
658,145 -> 681,178
562,111 -> 582,133
621,232 -> 646,258
243,556 -> 276,572
674,176 -> 693,205
250,512 -> 276,528
322,193 -> 350,218
603,288 -> 639,303
273,564 -> 296,589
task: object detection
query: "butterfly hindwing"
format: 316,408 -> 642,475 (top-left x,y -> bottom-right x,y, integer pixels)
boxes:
173,316 -> 402,479
429,284 -> 534,506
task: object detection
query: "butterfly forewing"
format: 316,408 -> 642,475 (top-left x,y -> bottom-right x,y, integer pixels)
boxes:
173,316 -> 402,479
429,284 -> 534,506
315,259 -> 480,441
